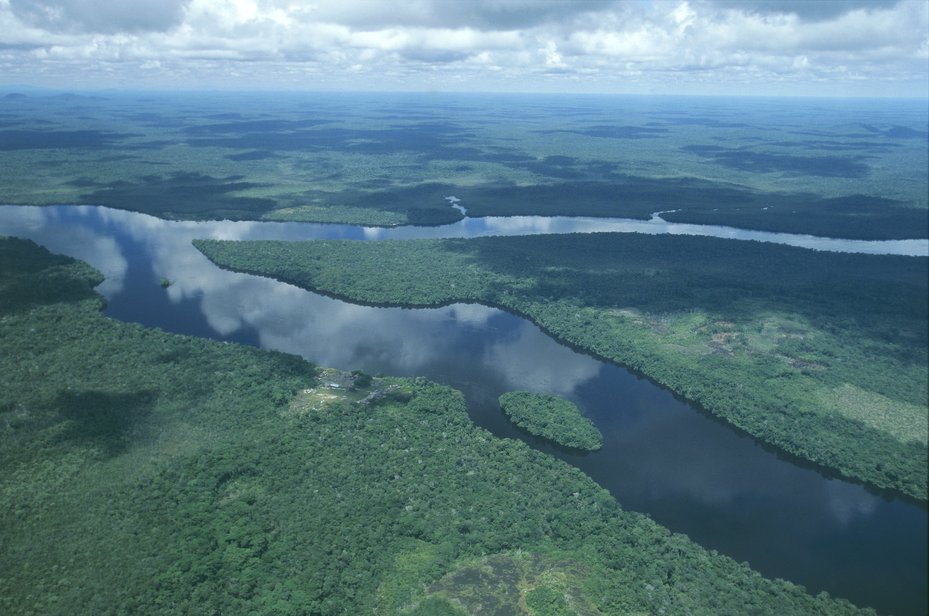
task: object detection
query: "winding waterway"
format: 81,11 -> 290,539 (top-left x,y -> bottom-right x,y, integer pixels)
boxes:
2,204 -> 927,615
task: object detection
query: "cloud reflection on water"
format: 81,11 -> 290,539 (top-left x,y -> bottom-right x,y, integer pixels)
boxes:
0,204 -> 925,613
484,318 -> 601,395
0,204 -> 921,526
0,206 -> 129,297
14,205 -> 601,392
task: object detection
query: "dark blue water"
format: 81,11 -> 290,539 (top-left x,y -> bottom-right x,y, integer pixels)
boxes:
1,204 -> 926,615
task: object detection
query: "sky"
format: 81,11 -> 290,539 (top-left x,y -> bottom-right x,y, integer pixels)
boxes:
0,0 -> 926,96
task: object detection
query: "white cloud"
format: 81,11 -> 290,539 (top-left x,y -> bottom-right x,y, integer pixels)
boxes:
303,0 -> 619,30
709,0 -> 902,22
9,0 -> 189,34
0,0 -> 925,95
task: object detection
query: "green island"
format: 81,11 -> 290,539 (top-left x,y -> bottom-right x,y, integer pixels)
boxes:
0,236 -> 874,614
499,391 -> 603,451
194,233 -> 929,501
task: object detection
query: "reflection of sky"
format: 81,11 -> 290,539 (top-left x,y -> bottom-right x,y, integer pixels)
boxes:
587,375 -> 881,529
89,206 -> 929,257
0,205 -> 605,392
483,319 -> 601,395
0,204 -> 914,515
86,204 -> 918,256
0,204 -> 925,614
0,206 -> 129,297
361,213 -> 929,256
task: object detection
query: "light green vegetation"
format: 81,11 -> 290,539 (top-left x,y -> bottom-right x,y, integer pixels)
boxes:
262,204 -> 407,226
399,552 -> 603,616
0,236 -> 874,614
193,234 -> 929,500
0,92 -> 926,237
500,391 -> 603,451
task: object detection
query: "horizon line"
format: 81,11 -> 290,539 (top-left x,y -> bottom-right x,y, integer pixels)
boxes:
2,85 -> 928,101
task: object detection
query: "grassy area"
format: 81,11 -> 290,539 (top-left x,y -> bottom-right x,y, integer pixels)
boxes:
194,233 -> 928,500
0,237 -> 876,615
262,204 -> 407,226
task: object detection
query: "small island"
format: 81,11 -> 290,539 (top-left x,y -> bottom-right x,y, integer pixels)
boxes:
499,391 -> 603,451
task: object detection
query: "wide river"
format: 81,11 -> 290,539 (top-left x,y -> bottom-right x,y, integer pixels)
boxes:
2,204 -> 927,615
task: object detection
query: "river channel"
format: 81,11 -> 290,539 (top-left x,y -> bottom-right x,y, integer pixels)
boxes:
1,204 -> 926,615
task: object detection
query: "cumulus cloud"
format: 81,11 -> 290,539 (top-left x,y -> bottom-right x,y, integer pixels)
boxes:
305,0 -> 619,30
709,0 -> 903,21
0,0 -> 925,95
9,0 -> 189,34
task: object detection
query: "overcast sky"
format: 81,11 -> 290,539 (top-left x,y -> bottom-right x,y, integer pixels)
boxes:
0,0 -> 926,96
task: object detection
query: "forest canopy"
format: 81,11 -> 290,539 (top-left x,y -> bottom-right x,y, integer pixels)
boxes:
0,236 -> 873,615
194,233 -> 929,500
499,391 -> 603,451
1,93 -> 926,238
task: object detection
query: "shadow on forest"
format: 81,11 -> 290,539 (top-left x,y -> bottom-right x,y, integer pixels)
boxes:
0,129 -> 137,150
0,238 -> 102,315
533,125 -> 670,139
682,144 -> 871,177
437,233 -> 929,355
54,390 -> 155,456
77,172 -> 277,220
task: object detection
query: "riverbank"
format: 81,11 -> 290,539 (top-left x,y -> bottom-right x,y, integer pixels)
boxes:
193,234 -> 929,501
0,236 -> 877,614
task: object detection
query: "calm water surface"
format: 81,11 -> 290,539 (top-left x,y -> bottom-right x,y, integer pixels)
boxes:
1,204 -> 926,615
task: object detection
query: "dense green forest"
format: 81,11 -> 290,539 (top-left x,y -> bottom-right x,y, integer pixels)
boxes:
194,233 -> 929,501
450,182 -> 928,241
499,391 -> 603,451
1,93 -> 926,239
0,237 -> 876,615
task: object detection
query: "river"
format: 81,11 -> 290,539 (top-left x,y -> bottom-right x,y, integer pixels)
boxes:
1,204 -> 926,615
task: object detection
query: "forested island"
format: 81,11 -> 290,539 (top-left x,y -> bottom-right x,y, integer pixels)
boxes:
0,236 -> 877,615
194,233 -> 928,500
499,391 -> 603,451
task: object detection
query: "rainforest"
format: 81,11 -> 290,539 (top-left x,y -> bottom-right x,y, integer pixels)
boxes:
0,89 -> 927,616
499,391 -> 604,451
0,236 -> 871,615
193,232 -> 928,499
